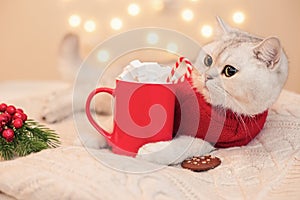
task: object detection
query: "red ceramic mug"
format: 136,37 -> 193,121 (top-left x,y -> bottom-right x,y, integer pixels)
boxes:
86,79 -> 176,156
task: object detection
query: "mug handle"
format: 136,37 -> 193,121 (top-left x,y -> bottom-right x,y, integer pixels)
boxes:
86,87 -> 114,140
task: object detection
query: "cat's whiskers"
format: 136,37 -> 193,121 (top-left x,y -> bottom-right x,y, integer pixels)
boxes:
233,112 -> 249,136
222,89 -> 264,138
222,92 -> 250,133
208,82 -> 248,114
209,83 -> 252,134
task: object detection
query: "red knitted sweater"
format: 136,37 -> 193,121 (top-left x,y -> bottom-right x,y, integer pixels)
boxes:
173,80 -> 268,148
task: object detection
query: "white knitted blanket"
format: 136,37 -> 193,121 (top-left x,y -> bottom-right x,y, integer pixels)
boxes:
0,81 -> 300,200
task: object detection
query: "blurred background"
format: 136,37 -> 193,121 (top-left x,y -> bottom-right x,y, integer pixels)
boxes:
1,0 -> 299,93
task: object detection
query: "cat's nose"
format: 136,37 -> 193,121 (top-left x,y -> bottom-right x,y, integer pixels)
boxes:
205,74 -> 213,81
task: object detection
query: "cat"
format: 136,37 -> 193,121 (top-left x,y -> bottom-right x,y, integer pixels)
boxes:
42,17 -> 288,164
136,17 -> 288,165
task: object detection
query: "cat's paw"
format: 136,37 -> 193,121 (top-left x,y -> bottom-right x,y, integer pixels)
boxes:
138,141 -> 169,155
136,136 -> 216,165
136,141 -> 176,165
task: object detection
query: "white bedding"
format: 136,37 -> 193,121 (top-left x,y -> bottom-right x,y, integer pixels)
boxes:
0,81 -> 300,200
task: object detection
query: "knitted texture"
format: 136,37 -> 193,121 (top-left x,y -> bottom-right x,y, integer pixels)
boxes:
173,80 -> 268,148
1,81 -> 300,200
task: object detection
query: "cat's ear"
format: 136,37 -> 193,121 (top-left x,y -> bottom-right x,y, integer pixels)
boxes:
216,16 -> 232,34
253,37 -> 281,69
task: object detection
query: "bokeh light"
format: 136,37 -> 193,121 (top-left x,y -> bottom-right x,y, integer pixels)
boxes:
84,20 -> 96,32
146,32 -> 159,44
166,42 -> 178,53
110,18 -> 123,30
151,0 -> 165,11
201,25 -> 213,38
68,14 -> 81,27
181,9 -> 194,21
128,3 -> 140,16
97,50 -> 110,62
233,11 -> 245,24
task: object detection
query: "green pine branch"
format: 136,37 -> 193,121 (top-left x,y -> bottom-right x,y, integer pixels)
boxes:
0,138 -> 14,160
0,119 -> 60,160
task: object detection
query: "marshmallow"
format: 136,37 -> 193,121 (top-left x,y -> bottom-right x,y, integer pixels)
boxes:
118,60 -> 172,84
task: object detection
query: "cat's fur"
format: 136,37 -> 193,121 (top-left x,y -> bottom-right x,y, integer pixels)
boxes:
136,17 -> 288,164
43,18 -> 288,165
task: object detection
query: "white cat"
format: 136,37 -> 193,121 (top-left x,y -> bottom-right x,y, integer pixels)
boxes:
136,17 -> 288,165
43,17 -> 288,165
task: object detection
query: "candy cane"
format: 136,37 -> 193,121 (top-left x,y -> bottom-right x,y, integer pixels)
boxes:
166,56 -> 194,83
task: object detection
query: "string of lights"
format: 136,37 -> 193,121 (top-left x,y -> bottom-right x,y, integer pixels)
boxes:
66,0 -> 246,64
67,2 -> 245,38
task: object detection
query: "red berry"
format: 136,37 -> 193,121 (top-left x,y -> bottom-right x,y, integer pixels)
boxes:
2,128 -> 14,142
13,112 -> 23,120
0,114 -> 8,126
0,103 -> 7,112
13,118 -> 23,129
6,105 -> 16,115
21,113 -> 27,122
3,113 -> 12,123
16,108 -> 24,113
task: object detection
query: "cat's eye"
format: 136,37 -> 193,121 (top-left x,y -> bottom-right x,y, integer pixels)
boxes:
222,65 -> 238,77
203,54 -> 213,67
